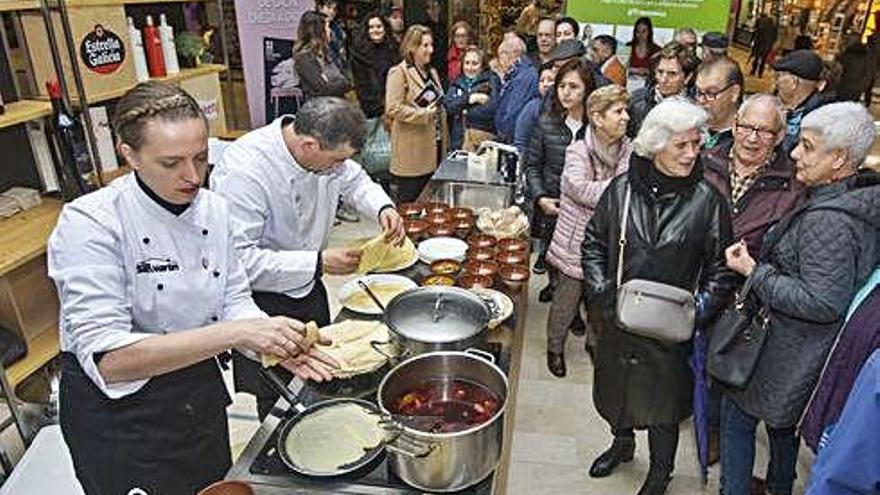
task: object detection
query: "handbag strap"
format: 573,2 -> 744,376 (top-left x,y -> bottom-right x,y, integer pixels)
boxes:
616,184 -> 632,288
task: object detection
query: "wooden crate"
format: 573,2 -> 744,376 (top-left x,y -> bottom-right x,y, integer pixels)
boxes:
21,5 -> 137,102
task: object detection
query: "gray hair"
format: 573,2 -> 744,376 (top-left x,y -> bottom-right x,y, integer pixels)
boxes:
500,35 -> 527,57
293,97 -> 368,150
736,94 -> 786,132
800,102 -> 876,166
633,98 -> 708,158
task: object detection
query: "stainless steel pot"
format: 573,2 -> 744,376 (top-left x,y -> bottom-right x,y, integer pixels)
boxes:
378,287 -> 491,359
377,350 -> 508,492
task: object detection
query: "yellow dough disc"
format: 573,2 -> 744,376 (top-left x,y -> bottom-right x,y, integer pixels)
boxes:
353,234 -> 416,274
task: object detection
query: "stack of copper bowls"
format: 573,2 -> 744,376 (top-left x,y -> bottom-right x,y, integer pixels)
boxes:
399,202 -> 477,241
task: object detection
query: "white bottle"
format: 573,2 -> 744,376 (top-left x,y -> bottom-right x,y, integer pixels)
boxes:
127,17 -> 149,82
158,14 -> 180,75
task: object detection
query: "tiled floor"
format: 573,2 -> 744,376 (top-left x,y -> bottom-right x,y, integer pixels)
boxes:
222,214 -> 815,494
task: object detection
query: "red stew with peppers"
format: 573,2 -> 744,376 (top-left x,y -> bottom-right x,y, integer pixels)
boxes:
391,379 -> 500,433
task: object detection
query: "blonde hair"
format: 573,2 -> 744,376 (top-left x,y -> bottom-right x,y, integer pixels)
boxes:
587,85 -> 629,123
400,25 -> 433,65
450,20 -> 472,40
112,81 -> 206,150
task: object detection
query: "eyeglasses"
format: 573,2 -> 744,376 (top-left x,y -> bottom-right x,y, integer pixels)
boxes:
695,82 -> 736,101
735,121 -> 777,141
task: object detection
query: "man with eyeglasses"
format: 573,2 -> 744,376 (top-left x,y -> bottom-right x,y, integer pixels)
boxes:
626,41 -> 700,137
695,57 -> 743,152
700,93 -> 806,472
771,50 -> 831,154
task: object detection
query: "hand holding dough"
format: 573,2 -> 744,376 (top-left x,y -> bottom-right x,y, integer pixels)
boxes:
261,321 -> 320,368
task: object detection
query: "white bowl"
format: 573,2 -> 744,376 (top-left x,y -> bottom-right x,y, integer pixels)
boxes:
417,236 -> 469,264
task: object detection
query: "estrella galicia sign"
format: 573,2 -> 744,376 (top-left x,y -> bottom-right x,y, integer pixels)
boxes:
80,24 -> 126,75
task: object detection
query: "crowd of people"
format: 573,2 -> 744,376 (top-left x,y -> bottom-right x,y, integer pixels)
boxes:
46,1 -> 880,494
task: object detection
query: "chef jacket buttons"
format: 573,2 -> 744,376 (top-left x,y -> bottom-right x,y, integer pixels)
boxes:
213,270 -> 220,278
157,283 -> 164,291
202,229 -> 209,236
211,316 -> 218,322
142,237 -> 150,244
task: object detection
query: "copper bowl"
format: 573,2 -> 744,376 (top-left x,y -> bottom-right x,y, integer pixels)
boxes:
428,223 -> 456,238
496,250 -> 528,266
448,206 -> 474,220
458,274 -> 495,290
398,202 -> 424,218
430,259 -> 462,276
463,259 -> 499,278
422,274 -> 456,287
424,201 -> 449,216
496,237 -> 529,254
499,264 -> 530,291
404,218 -> 429,241
453,217 -> 475,238
467,234 -> 497,250
426,212 -> 452,226
197,481 -> 255,495
466,246 -> 496,262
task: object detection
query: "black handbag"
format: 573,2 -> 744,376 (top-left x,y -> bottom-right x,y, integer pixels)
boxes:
706,274 -> 770,388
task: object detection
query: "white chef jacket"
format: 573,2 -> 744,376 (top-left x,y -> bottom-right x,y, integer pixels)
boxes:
210,116 -> 394,299
47,174 -> 266,399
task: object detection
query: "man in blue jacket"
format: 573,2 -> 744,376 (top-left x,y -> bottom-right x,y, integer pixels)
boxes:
493,35 -> 539,143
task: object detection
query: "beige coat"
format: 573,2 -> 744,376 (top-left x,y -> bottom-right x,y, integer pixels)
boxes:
385,61 -> 448,177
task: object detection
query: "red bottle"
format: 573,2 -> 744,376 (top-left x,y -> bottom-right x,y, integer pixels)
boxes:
142,15 -> 166,78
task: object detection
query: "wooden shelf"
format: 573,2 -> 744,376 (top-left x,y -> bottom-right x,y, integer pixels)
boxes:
66,64 -> 228,106
65,0 -> 207,5
0,199 -> 63,277
0,100 -> 52,129
0,0 -> 39,11
6,323 -> 58,390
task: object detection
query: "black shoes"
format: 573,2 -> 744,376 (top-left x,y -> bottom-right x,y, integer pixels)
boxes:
570,313 -> 586,336
532,256 -> 546,274
636,474 -> 671,495
589,437 -> 635,478
538,284 -> 553,302
547,352 -> 566,377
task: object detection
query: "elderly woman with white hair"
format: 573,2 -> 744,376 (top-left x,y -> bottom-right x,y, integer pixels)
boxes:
581,98 -> 736,494
721,102 -> 880,495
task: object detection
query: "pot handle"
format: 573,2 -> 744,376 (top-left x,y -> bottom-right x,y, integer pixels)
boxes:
385,433 -> 435,458
370,340 -> 410,361
465,347 -> 496,364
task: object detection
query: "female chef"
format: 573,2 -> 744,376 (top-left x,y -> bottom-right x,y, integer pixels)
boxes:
47,81 -> 338,495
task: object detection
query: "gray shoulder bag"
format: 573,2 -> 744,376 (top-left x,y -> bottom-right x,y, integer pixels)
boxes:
615,185 -> 697,342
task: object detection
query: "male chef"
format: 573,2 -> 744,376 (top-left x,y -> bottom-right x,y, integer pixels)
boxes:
211,97 -> 405,420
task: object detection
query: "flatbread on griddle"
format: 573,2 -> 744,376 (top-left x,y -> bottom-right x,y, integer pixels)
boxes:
314,320 -> 394,378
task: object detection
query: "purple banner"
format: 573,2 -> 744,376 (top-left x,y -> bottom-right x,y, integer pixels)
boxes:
233,0 -> 311,127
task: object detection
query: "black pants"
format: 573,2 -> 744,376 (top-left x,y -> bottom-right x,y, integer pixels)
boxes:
391,173 -> 432,204
61,353 -> 231,495
233,282 -> 331,421
751,51 -> 769,77
614,424 -> 679,479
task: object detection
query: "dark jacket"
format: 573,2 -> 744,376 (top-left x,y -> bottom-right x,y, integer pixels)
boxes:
751,16 -> 778,57
581,155 -> 736,428
443,71 -> 500,149
494,58 -> 540,143
801,283 -> 880,452
524,113 -> 585,204
513,95 -> 546,159
626,85 -> 659,138
836,42 -> 873,102
702,142 -> 807,256
293,50 -> 350,101
350,37 -> 399,119
732,169 -> 880,428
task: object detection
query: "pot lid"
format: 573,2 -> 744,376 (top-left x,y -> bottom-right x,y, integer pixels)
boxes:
384,287 -> 491,343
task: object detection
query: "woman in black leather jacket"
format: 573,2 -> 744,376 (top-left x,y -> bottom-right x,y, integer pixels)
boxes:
524,58 -> 595,301
581,98 -> 736,495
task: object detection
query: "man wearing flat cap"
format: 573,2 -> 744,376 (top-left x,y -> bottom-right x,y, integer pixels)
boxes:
701,32 -> 729,63
772,49 -> 833,153
548,39 -> 611,87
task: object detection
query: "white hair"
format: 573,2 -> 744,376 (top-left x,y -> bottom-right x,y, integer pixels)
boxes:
801,102 -> 876,166
633,97 -> 708,158
737,94 -> 786,132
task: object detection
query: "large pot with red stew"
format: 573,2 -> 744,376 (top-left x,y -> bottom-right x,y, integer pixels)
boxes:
377,350 -> 508,492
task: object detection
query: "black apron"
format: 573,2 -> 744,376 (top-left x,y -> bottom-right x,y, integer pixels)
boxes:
232,281 -> 331,420
60,352 -> 232,495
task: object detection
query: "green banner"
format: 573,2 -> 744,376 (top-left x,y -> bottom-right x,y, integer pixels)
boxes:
567,0 -> 731,33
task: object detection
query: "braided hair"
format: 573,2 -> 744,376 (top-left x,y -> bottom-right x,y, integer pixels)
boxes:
112,81 -> 206,151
